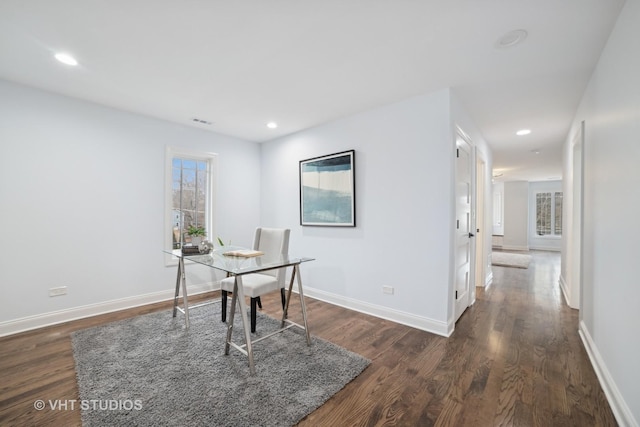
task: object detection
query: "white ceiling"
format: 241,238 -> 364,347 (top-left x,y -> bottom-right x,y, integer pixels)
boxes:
0,1 -> 625,182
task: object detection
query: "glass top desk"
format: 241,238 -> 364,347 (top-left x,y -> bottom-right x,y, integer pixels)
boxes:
164,246 -> 315,374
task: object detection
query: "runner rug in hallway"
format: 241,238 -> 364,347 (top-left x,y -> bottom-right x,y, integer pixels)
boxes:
491,251 -> 532,269
71,304 -> 370,427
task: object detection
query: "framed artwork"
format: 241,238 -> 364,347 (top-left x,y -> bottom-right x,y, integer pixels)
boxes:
299,150 -> 355,227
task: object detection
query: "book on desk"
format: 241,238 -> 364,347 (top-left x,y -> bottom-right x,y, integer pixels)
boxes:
223,249 -> 264,257
181,246 -> 205,255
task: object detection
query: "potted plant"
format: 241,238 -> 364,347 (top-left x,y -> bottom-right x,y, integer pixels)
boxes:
187,225 -> 206,246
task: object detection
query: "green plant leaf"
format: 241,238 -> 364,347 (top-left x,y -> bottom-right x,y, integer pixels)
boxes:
187,225 -> 206,237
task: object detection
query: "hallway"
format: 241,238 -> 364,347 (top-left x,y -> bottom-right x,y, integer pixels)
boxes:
296,249 -> 618,425
453,250 -> 617,426
286,250 -> 618,425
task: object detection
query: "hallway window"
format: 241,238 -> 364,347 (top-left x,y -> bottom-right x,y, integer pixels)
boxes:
536,192 -> 562,236
554,192 -> 563,235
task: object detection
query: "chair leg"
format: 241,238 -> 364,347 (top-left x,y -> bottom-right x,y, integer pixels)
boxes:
256,296 -> 262,309
221,290 -> 227,322
250,298 -> 257,333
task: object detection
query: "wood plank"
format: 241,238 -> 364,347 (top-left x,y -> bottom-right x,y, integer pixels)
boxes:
0,252 -> 619,426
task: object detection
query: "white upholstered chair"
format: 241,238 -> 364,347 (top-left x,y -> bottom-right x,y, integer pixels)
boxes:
220,227 -> 290,332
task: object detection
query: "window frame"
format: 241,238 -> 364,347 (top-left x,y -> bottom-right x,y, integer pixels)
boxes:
534,190 -> 563,238
164,146 -> 217,265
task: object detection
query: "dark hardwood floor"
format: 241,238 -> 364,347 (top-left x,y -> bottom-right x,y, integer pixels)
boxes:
0,251 -> 617,426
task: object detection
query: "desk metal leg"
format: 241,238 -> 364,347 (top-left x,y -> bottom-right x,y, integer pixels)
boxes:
282,265 -> 311,346
225,275 -> 256,375
172,259 -> 181,318
172,257 -> 190,328
295,265 -> 311,345
181,258 -> 190,328
224,281 -> 237,356
282,267 -> 296,326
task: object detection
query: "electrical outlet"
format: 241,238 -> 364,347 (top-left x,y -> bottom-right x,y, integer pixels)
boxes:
49,286 -> 67,297
382,286 -> 394,295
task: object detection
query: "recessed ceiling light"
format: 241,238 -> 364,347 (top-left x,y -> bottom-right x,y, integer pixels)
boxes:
54,52 -> 78,66
516,129 -> 531,136
495,29 -> 528,49
266,122 -> 278,129
531,149 -> 541,154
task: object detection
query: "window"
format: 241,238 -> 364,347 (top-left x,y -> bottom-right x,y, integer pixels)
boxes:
536,191 -> 562,236
493,191 -> 503,228
172,158 -> 207,248
554,192 -> 563,235
165,147 -> 217,254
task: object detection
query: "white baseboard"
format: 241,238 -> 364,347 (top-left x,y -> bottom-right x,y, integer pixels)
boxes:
529,245 -> 561,252
302,286 -> 451,337
579,321 -> 638,427
0,282 -> 218,337
475,271 -> 491,289
485,271 -> 493,289
4,282 -> 452,339
501,245 -> 529,251
559,275 -> 570,306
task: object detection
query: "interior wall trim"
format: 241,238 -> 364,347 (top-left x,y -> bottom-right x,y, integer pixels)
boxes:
558,275 -> 571,307
528,245 -> 561,252
302,286 -> 451,337
485,271 -> 494,288
501,245 -> 530,251
2,281 -> 449,338
0,282 -> 218,337
579,320 -> 638,427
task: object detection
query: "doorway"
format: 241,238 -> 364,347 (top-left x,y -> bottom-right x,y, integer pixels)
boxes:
454,129 -> 473,322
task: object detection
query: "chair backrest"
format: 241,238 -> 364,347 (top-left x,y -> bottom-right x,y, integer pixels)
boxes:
253,227 -> 290,284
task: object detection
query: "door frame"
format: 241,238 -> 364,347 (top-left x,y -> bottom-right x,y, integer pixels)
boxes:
453,125 -> 475,323
571,120 -> 585,311
475,150 -> 486,290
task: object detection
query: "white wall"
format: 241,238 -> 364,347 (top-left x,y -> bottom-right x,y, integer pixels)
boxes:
0,79 -> 496,341
260,88 -> 492,335
0,79 -> 494,339
528,180 -> 562,251
502,181 -> 529,251
563,0 -> 640,424
0,80 -> 261,333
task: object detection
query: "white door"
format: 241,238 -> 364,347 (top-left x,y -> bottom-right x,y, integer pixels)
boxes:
455,133 -> 473,321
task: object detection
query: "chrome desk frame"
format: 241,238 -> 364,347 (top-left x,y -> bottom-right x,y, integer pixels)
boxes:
166,248 -> 313,375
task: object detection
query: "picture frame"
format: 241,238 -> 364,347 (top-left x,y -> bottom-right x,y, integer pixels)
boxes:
299,150 -> 356,227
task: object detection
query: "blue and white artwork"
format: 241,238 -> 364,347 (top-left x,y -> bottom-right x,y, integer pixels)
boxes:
300,150 -> 355,226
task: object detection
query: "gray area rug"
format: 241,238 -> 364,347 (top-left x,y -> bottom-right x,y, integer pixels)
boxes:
71,303 -> 370,427
491,251 -> 532,269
